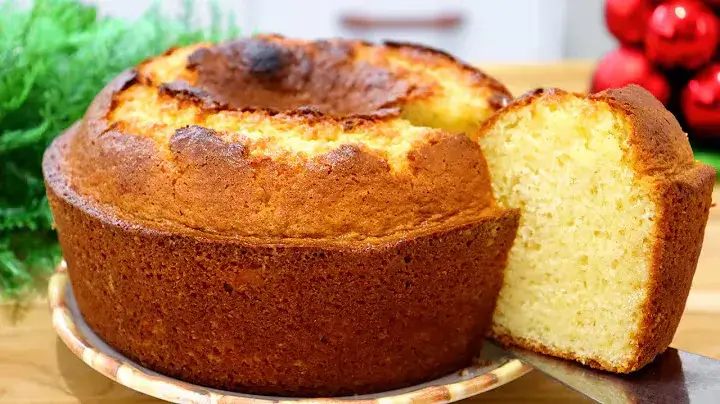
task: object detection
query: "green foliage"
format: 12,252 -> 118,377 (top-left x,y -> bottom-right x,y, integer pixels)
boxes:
0,0 -> 239,298
696,151 -> 720,171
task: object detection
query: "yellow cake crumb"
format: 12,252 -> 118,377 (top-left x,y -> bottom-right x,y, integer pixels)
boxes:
480,94 -> 656,369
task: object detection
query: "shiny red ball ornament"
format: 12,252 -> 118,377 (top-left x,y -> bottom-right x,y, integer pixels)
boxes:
682,64 -> 720,140
592,47 -> 671,105
645,0 -> 719,69
605,0 -> 655,44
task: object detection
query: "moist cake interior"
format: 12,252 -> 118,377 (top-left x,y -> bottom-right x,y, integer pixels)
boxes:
479,93 -> 657,369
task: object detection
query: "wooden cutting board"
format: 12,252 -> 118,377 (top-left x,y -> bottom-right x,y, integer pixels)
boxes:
1,61 -> 718,404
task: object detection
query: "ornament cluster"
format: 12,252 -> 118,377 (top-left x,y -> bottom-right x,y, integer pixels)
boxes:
594,0 -> 720,142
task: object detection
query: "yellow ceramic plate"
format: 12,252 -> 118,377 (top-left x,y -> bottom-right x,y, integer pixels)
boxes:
49,261 -> 531,404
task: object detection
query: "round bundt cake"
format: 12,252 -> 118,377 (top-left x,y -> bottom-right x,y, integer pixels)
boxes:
43,35 -> 519,396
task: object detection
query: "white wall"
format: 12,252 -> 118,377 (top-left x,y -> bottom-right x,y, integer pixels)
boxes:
563,0 -> 616,59
78,0 -> 616,61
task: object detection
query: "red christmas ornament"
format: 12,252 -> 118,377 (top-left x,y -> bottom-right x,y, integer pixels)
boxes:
605,0 -> 655,44
682,64 -> 720,140
592,47 -> 671,105
645,0 -> 719,69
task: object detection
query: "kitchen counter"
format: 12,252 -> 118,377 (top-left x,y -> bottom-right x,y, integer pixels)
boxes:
1,61 -> 719,404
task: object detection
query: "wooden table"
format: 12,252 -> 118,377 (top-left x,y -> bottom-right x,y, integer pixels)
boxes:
1,61 -> 718,404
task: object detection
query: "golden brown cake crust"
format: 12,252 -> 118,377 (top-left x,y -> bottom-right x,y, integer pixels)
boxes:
45,132 -> 519,396
44,36 -> 519,396
599,85 -> 715,372
630,164 -> 715,372
67,35 -> 511,240
487,85 -> 716,373
597,85 -> 695,177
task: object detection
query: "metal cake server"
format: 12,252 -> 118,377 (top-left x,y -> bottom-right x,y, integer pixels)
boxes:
489,341 -> 720,403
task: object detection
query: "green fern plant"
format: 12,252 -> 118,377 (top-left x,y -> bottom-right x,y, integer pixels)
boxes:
0,0 -> 240,298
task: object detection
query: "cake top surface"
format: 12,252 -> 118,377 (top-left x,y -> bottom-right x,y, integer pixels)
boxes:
51,35 -> 513,242
106,34 -> 511,170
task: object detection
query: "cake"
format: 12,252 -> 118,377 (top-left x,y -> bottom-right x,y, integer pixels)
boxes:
478,85 -> 716,373
42,35 -> 519,396
44,33 -> 716,396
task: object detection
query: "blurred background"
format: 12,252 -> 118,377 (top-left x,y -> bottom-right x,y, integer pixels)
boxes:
82,0 -> 615,63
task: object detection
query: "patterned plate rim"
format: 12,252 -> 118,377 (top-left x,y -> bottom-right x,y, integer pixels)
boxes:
49,261 -> 532,404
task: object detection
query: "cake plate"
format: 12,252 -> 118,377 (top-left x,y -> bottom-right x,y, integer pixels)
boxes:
49,261 -> 532,404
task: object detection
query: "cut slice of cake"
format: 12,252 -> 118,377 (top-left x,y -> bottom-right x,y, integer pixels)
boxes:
476,85 -> 716,373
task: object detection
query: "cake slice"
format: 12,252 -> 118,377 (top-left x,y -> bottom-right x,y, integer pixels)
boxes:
477,85 -> 715,373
